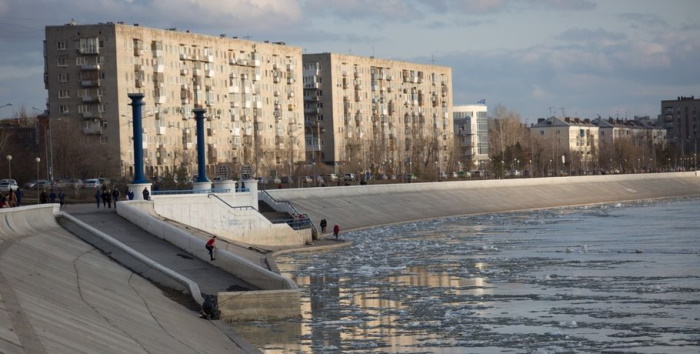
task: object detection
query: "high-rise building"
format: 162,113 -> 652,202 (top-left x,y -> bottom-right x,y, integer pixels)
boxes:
453,104 -> 488,170
661,96 -> 699,159
44,21 -> 305,180
302,53 -> 453,177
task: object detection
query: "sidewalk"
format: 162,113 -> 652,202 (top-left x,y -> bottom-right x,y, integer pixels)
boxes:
63,203 -> 257,295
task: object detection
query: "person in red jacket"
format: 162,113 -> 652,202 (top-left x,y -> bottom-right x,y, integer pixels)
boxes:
333,224 -> 340,240
205,236 -> 217,261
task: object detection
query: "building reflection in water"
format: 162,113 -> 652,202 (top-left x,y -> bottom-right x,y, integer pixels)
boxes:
230,260 -> 493,352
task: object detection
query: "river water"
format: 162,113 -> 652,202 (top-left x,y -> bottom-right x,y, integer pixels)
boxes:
231,197 -> 700,353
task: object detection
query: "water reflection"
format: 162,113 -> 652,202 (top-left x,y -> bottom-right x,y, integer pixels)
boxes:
229,199 -> 700,353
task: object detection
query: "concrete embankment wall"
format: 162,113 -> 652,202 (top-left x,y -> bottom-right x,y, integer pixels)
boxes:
266,172 -> 700,232
118,200 -> 297,291
152,193 -> 312,247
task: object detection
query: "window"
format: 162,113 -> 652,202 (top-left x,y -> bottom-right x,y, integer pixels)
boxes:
79,37 -> 99,54
57,41 -> 66,50
57,56 -> 68,67
58,89 -> 70,98
58,73 -> 69,82
59,105 -> 69,114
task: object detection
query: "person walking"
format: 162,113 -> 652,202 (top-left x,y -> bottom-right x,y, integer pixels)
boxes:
142,187 -> 150,200
111,187 -> 121,209
333,224 -> 340,240
58,189 -> 66,208
7,189 -> 17,207
127,188 -> 134,200
94,189 -> 101,208
40,190 -> 48,204
101,186 -> 109,208
320,218 -> 327,233
15,188 -> 22,207
205,236 -> 217,261
49,189 -> 57,204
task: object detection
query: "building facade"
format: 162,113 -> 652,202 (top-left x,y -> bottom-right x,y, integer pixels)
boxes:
529,117 -> 599,174
453,104 -> 488,170
660,96 -> 699,160
301,53 -> 454,177
44,22 -> 305,180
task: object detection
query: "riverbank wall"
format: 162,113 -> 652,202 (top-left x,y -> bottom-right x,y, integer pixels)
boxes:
265,172 -> 700,233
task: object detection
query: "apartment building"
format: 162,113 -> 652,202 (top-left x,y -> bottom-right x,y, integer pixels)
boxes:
44,21 -> 305,179
530,117 -> 599,174
453,104 -> 488,170
660,96 -> 699,157
301,53 -> 453,177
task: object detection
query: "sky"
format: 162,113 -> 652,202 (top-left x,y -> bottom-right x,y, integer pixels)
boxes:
1,0 -> 699,123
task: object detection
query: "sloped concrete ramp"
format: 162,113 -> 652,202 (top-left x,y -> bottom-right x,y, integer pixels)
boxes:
0,205 -> 250,353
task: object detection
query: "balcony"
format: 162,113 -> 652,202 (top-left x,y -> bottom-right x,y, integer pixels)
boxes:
81,79 -> 101,87
304,82 -> 319,89
82,111 -> 102,119
205,69 -> 215,78
83,125 -> 103,135
82,95 -> 102,103
228,85 -> 240,94
157,125 -> 166,135
81,64 -> 100,71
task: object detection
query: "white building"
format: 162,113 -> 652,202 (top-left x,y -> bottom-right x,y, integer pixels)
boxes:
453,104 -> 488,170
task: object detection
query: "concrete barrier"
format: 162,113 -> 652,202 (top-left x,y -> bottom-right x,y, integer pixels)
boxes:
117,200 -> 297,291
150,193 -> 311,247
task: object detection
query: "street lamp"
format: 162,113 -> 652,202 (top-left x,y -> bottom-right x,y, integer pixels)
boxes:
35,157 -> 41,204
33,107 -> 53,183
0,103 -> 11,110
5,155 -> 11,179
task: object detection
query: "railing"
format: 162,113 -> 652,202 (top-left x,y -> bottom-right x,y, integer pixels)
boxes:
152,188 -> 235,195
206,193 -> 255,211
259,189 -> 317,236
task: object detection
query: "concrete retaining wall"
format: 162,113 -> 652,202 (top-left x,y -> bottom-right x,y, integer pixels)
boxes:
0,204 -> 61,241
151,193 -> 312,247
117,200 -> 297,291
266,172 -> 700,232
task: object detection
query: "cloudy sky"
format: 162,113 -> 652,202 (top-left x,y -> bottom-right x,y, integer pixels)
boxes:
1,0 -> 698,123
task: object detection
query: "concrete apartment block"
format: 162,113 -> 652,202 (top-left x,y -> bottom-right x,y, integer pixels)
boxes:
44,21 -> 305,179
302,53 -> 454,177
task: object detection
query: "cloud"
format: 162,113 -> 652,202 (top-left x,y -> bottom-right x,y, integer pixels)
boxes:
303,0 -> 424,22
618,13 -> 669,30
535,0 -> 596,11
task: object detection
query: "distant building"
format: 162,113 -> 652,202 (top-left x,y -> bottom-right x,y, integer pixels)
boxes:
453,104 -> 488,170
529,117 -> 599,174
592,117 -> 667,151
660,96 -> 699,157
301,53 -> 453,177
44,21 -> 305,179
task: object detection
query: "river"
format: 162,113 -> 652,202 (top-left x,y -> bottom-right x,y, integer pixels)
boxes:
231,197 -> 700,353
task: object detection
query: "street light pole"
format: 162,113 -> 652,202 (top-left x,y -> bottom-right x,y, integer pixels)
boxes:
35,157 -> 41,204
6,155 -> 11,179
